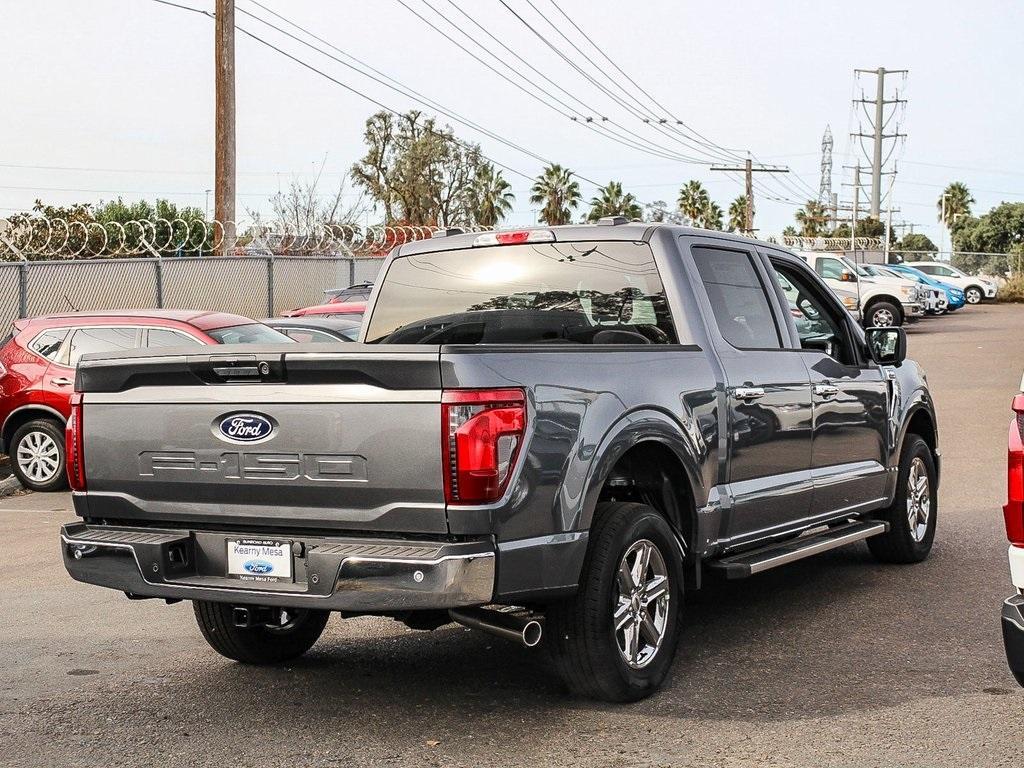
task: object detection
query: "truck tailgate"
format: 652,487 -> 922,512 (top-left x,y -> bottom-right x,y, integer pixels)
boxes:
75,345 -> 447,534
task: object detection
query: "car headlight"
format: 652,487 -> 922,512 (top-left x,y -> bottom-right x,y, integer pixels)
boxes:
841,296 -> 858,310
899,285 -> 914,299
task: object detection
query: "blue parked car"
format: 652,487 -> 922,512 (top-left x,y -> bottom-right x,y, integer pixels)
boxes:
887,263 -> 966,312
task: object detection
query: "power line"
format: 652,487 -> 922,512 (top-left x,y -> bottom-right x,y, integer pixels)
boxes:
148,0 -> 538,183
494,0 -> 729,164
394,0 -> 711,165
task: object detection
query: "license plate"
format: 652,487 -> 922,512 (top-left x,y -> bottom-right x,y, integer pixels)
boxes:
227,539 -> 292,583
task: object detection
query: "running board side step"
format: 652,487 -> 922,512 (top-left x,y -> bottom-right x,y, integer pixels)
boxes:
707,520 -> 889,579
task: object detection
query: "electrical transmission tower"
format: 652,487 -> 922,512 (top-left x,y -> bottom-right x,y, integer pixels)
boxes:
851,67 -> 907,218
818,125 -> 833,204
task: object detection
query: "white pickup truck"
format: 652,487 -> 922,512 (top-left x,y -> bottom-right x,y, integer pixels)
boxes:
796,252 -> 924,328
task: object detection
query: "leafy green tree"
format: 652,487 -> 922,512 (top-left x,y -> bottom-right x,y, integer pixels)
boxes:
727,196 -> 748,232
586,180 -> 643,222
951,201 -> 1024,274
472,163 -> 515,227
782,225 -> 798,237
530,164 -> 581,225
677,180 -> 710,225
698,201 -> 724,230
937,181 -> 974,227
898,233 -> 938,255
351,110 -> 485,227
831,217 -> 890,242
2,198 -> 211,260
794,200 -> 829,237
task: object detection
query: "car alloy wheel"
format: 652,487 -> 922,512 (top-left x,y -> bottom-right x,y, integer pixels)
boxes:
614,539 -> 671,669
906,456 -> 931,543
16,430 -> 61,485
965,287 -> 982,304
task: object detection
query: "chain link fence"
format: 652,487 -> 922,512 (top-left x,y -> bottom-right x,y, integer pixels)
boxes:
0,255 -> 385,332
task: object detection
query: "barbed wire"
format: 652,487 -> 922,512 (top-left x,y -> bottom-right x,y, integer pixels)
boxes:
0,216 -> 494,260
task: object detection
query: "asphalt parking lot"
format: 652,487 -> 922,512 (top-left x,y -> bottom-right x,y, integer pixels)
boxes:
2,304 -> 1023,768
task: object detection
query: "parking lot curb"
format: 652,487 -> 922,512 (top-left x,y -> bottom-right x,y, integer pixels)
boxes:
0,475 -> 23,498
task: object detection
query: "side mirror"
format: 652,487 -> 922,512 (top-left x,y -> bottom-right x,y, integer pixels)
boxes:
840,271 -> 858,283
865,326 -> 907,366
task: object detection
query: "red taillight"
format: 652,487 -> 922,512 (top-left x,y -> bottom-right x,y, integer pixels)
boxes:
442,388 -> 526,505
1004,396 -> 1024,545
66,393 -> 86,492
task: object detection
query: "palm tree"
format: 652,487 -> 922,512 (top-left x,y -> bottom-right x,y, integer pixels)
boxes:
698,201 -> 724,230
677,180 -> 710,225
937,181 -> 974,226
794,199 -> 829,237
586,180 -> 643,222
472,163 -> 514,227
530,164 -> 581,225
727,195 -> 748,232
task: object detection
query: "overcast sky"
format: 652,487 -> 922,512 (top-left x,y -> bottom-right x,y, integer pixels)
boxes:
3,0 -> 1022,247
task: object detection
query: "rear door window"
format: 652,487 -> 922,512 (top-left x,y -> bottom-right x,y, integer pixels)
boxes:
29,328 -> 70,362
690,246 -> 781,350
365,241 -> 679,345
146,328 -> 204,348
66,327 -> 141,366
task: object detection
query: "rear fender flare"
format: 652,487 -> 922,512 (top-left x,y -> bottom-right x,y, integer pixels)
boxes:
576,408 -> 705,536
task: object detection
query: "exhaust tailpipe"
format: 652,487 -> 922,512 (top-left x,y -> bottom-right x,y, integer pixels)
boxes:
449,607 -> 543,648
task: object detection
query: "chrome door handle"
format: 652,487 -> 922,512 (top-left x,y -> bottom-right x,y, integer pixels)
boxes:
51,377 -> 73,386
813,384 -> 839,398
734,387 -> 765,401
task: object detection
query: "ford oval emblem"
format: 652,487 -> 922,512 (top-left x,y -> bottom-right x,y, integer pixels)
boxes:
243,559 -> 274,575
217,413 -> 274,443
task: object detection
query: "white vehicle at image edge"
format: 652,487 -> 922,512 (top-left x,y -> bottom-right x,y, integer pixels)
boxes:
796,252 -> 924,328
905,261 -> 998,304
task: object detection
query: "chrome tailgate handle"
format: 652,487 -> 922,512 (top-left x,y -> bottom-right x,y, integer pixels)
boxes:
734,387 -> 765,402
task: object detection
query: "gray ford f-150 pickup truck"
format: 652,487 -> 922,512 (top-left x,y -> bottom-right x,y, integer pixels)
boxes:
61,221 -> 939,701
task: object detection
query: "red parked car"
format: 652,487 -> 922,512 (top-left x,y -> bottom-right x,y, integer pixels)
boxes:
1002,383 -> 1024,685
0,310 -> 291,492
280,301 -> 366,318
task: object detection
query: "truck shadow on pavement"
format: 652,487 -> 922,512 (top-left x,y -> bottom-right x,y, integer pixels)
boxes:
67,539 -> 1010,745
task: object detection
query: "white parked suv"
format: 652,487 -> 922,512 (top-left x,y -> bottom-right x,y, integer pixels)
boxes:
796,252 -> 924,328
904,261 -> 998,304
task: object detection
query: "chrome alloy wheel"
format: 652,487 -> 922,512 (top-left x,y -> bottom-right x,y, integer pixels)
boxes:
906,456 -> 931,543
16,430 -> 61,484
614,539 -> 670,669
872,307 -> 895,327
965,287 -> 982,304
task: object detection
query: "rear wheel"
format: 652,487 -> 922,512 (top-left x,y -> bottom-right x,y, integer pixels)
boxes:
964,286 -> 983,304
867,434 -> 937,563
193,601 -> 329,664
545,501 -> 684,702
10,419 -> 67,492
866,300 -> 901,328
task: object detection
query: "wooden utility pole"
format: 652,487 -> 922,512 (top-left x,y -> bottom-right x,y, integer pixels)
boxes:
710,156 -> 790,233
214,0 -> 236,255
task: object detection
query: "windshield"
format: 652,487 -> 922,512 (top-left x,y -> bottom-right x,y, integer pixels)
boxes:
364,241 -> 680,345
207,323 -> 294,344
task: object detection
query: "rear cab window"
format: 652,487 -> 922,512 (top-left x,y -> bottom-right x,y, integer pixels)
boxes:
364,241 -> 680,345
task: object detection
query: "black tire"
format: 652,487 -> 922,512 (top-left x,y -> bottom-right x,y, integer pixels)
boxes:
10,418 -> 68,492
193,601 -> 330,664
865,300 -> 902,328
867,434 -> 937,564
964,285 -> 983,305
545,502 -> 684,702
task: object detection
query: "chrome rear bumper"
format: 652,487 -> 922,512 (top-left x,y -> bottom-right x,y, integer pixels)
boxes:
61,522 -> 494,611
